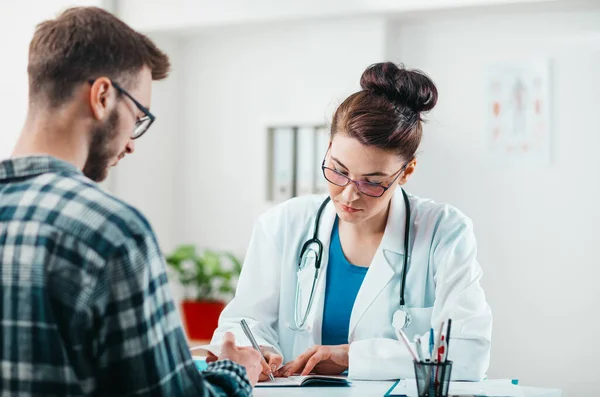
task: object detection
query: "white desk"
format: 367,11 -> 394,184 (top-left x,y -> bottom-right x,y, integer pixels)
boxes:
254,381 -> 562,397
192,357 -> 562,397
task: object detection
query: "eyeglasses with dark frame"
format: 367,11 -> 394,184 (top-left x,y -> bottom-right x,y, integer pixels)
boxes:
321,148 -> 408,198
88,79 -> 155,139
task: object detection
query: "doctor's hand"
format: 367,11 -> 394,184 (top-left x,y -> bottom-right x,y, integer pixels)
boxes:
207,332 -> 268,386
277,344 -> 349,377
257,347 -> 283,381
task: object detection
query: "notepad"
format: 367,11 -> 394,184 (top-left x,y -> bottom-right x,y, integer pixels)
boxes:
256,374 -> 350,387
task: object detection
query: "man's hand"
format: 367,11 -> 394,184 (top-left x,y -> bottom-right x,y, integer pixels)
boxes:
277,344 -> 349,376
206,332 -> 269,386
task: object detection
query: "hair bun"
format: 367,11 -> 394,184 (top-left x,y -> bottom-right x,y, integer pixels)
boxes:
360,62 -> 438,113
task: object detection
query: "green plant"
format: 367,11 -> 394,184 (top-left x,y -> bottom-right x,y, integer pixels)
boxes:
165,244 -> 243,302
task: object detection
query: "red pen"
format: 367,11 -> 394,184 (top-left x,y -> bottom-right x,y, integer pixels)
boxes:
432,321 -> 445,363
437,334 -> 446,363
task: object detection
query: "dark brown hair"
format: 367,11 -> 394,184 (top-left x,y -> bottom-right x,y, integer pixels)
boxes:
331,62 -> 438,161
27,7 -> 170,107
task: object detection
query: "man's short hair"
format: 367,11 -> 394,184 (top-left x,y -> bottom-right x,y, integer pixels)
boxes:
27,7 -> 170,107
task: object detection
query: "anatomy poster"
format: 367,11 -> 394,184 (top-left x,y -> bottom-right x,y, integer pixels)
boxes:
486,60 -> 552,166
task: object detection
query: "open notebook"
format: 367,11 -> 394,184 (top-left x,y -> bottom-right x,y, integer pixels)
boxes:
256,375 -> 350,388
193,354 -> 349,388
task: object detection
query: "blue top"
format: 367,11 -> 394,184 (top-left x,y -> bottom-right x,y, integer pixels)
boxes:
321,218 -> 369,346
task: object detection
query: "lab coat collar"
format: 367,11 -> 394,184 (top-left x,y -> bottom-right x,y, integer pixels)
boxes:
349,188 -> 410,338
380,188 -> 410,272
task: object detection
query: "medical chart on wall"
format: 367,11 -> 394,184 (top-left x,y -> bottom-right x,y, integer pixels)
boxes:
486,59 -> 552,166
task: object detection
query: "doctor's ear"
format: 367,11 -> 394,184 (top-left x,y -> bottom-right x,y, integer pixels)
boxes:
398,159 -> 417,185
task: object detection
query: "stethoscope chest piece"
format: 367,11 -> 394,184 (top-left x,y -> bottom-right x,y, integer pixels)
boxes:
392,307 -> 411,330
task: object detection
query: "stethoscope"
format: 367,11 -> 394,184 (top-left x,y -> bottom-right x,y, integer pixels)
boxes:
290,188 -> 412,333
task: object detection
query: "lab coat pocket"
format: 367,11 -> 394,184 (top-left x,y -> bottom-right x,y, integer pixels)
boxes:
406,306 -> 434,339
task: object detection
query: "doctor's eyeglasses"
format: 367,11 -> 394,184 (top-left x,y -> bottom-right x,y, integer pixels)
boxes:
321,157 -> 408,198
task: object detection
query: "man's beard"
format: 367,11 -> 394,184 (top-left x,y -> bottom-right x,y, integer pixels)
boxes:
83,110 -> 121,182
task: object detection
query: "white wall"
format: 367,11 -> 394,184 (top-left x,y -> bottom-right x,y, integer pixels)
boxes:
110,34 -> 183,254
118,0 -> 556,33
109,33 -> 185,302
387,7 -> 600,396
0,0 -> 102,160
176,17 -> 387,254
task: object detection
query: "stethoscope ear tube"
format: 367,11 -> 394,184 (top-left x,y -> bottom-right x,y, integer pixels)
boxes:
400,188 -> 411,307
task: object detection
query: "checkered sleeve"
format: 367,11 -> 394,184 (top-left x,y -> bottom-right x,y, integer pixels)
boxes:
92,219 -> 252,396
202,361 -> 253,396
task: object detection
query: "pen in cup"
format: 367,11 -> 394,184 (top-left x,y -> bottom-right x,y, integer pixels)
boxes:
414,337 -> 425,362
395,328 -> 419,362
443,319 -> 452,363
240,319 -> 275,381
429,328 -> 434,360
433,321 -> 445,363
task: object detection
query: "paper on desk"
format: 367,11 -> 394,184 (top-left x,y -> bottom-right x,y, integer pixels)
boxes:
255,377 -> 304,387
389,379 -> 524,397
450,380 -> 525,397
255,375 -> 349,388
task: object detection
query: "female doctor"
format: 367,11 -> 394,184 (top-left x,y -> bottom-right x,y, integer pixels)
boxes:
209,62 -> 492,381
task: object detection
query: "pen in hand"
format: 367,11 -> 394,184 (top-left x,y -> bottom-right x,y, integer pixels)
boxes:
240,319 -> 275,381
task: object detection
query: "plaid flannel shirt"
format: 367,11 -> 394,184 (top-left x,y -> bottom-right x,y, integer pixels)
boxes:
0,155 -> 252,397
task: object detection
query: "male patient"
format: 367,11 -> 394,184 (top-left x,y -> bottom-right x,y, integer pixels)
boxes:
0,6 -> 265,396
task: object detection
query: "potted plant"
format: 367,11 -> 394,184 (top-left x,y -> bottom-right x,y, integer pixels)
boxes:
165,244 -> 242,341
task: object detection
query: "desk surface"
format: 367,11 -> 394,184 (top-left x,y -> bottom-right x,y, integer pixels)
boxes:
191,356 -> 562,397
253,381 -> 562,397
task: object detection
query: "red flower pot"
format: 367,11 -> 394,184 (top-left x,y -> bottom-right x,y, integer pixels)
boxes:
181,300 -> 226,341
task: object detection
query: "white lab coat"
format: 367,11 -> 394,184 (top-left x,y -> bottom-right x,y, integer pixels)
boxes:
211,189 -> 492,381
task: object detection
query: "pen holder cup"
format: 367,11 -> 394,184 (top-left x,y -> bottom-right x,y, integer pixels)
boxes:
413,360 -> 453,397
